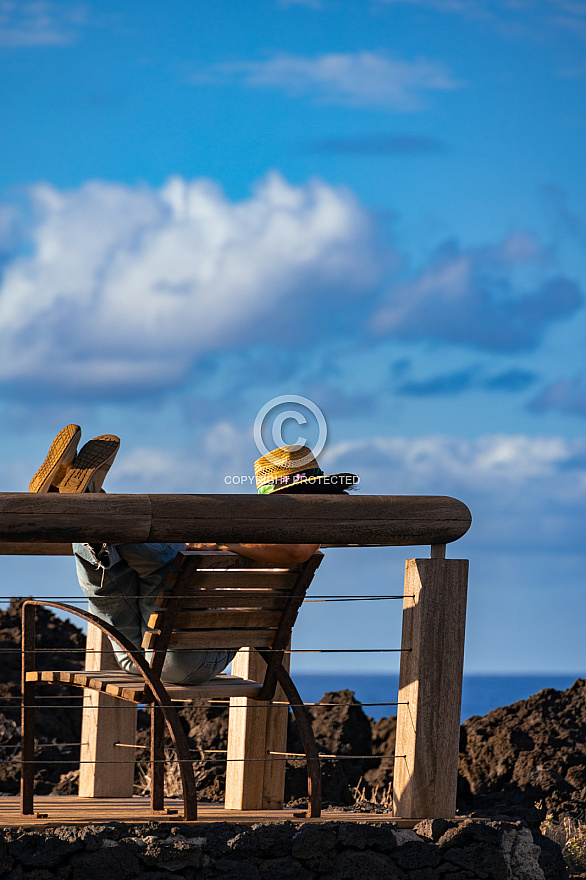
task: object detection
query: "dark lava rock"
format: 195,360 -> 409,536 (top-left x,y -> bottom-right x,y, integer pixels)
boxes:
213,859 -> 261,879
196,822 -> 248,860
437,819 -> 509,850
393,839 -> 441,870
9,829 -> 83,868
228,822 -> 296,858
137,833 -> 203,871
0,598 -> 86,795
52,769 -> 80,795
285,754 -> 356,806
69,846 -> 140,880
532,830 -> 571,880
0,830 -> 12,875
0,821 -> 569,880
443,841 -> 510,879
133,700 -> 229,801
330,848 -> 404,879
413,818 -> 455,842
286,690 -> 376,805
291,823 -> 337,859
363,714 -> 397,794
336,822 -> 397,853
308,690 -> 372,763
258,855 -> 311,880
458,678 -> 586,818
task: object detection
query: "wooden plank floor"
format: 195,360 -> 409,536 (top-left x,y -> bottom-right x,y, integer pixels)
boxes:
0,797 -> 414,828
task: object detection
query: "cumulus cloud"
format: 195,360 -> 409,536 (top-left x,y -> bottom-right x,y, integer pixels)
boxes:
0,1 -> 86,47
371,231 -> 583,352
0,173 -> 379,394
195,51 -> 461,111
323,432 -> 586,550
110,422 -> 256,494
324,432 -> 583,491
108,427 -> 586,552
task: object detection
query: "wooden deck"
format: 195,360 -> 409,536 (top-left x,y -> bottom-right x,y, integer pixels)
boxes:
0,797 -> 415,828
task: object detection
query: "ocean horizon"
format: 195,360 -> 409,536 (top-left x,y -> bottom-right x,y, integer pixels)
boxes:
293,672 -> 585,722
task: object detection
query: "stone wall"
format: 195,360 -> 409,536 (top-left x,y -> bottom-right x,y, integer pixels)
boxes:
0,817 -> 568,880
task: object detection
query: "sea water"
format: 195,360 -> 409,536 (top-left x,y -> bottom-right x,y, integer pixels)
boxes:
293,673 -> 584,721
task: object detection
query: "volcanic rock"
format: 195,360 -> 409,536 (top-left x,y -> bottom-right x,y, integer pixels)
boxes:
0,597 -> 86,793
458,678 -> 586,818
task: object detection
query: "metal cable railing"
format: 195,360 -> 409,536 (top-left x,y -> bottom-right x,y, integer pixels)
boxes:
0,590 -> 404,774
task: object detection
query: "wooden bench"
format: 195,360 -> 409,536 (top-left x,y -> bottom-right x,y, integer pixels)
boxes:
2,491 -> 472,820
20,549 -> 324,820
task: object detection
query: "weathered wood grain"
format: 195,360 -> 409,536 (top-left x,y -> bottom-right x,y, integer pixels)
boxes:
150,609 -> 283,630
160,571 -> 298,591
147,494 -> 472,545
0,542 -> 73,555
0,493 -> 471,546
225,649 -> 271,811
78,625 -> 138,797
26,669 -> 265,701
156,592 -> 289,610
261,643 -> 292,810
392,558 -> 469,819
0,795 -> 430,826
158,629 -> 277,650
0,493 -> 151,543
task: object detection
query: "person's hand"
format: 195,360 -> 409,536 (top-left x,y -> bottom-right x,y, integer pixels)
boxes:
185,542 -> 220,550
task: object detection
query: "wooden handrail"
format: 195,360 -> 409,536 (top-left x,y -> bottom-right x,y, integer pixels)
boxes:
0,492 -> 471,548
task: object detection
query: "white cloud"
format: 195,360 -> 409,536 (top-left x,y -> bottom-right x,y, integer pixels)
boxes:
0,173 -> 379,393
323,433 -> 586,550
0,1 -> 86,47
371,231 -> 583,352
324,432 -> 583,492
196,51 -> 461,111
108,428 -> 586,552
111,422 -> 254,495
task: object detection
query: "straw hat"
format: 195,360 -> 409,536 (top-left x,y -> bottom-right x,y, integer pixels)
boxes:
254,445 -> 358,495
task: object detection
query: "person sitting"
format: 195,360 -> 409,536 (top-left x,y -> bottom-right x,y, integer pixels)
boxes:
29,427 -> 357,684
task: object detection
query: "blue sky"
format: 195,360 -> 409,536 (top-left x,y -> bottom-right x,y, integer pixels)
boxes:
0,0 -> 585,674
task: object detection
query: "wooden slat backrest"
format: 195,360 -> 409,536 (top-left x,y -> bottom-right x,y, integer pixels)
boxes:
142,551 -> 322,656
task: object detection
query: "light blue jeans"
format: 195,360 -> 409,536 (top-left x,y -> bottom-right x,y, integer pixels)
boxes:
73,542 -> 236,685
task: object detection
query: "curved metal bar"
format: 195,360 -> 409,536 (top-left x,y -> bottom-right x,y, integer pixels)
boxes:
22,600 -> 198,820
257,648 -> 322,818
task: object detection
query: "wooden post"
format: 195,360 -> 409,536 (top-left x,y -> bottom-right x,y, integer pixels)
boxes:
225,647 -> 291,810
393,557 -> 469,819
78,624 -> 137,797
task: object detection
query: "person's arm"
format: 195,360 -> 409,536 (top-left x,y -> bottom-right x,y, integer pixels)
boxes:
186,542 -> 319,565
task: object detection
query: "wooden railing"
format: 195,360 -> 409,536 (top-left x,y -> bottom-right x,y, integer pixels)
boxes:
0,492 -> 471,819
